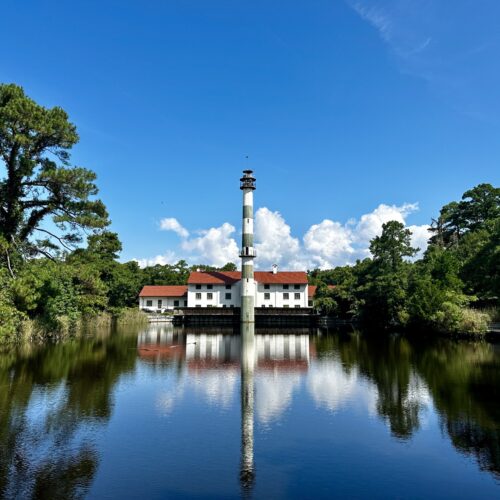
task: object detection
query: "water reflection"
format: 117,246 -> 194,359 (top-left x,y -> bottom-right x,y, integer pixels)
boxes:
0,329 -> 138,499
240,323 -> 256,494
1,326 -> 500,498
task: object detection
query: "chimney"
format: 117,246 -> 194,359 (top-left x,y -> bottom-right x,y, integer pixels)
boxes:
272,264 -> 278,274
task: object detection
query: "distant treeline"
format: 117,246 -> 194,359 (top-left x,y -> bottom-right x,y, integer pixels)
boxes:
0,83 -> 498,340
309,183 -> 499,336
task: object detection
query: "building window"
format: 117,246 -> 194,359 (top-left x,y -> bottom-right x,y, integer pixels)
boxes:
264,284 -> 270,290
283,305 -> 289,308
283,293 -> 289,300
184,300 -> 188,306
207,284 -> 213,290
295,305 -> 300,308
308,300 -> 313,307
264,292 -> 270,300
294,284 -> 300,290
295,293 -> 300,300
207,292 -> 213,300
196,305 -> 201,308
196,293 -> 201,300
225,285 -> 231,290
158,300 -> 162,308
230,305 -> 234,308
225,293 -> 231,300
283,284 -> 289,290
174,300 -> 179,307
146,300 -> 152,307
196,284 -> 201,290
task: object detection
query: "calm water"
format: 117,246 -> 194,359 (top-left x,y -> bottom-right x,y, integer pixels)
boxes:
1,325 -> 500,499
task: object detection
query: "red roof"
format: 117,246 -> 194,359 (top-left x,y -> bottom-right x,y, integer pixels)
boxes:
187,271 -> 309,285
139,285 -> 188,297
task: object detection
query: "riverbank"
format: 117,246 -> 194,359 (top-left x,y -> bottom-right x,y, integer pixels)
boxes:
0,308 -> 148,345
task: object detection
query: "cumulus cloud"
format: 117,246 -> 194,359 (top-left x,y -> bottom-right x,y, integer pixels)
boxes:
135,250 -> 179,268
353,202 -> 418,244
408,224 -> 431,259
160,217 -> 189,238
137,202 -> 430,270
303,220 -> 354,269
254,208 -> 304,270
181,222 -> 239,268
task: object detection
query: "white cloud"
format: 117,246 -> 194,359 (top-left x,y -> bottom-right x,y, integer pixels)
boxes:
354,202 -> 418,244
160,217 -> 189,238
181,222 -> 239,268
136,203 -> 430,270
135,250 -> 178,268
303,219 -> 354,269
408,224 -> 431,258
254,208 -> 304,270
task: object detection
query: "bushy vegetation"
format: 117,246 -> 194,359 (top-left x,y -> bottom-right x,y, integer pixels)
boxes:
310,183 -> 499,337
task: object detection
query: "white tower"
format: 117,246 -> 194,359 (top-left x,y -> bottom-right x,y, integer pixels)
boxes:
240,170 -> 256,323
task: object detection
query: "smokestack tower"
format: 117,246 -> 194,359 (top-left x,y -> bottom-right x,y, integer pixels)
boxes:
240,170 -> 256,323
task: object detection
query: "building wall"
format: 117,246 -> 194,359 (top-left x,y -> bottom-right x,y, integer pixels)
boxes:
186,283 -> 309,308
255,283 -> 308,308
139,296 -> 187,311
140,284 -> 311,309
187,283 -> 242,308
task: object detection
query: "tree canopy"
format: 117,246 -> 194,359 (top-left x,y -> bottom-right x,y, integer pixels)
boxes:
0,83 -> 108,269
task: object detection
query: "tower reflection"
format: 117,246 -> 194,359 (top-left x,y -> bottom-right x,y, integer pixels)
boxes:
240,323 -> 256,494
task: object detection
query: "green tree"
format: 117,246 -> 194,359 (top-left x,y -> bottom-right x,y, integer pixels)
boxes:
370,220 -> 418,271
0,84 -> 108,267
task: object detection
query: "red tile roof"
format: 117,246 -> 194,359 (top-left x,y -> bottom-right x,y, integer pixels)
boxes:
139,285 -> 188,297
187,271 -> 309,285
188,271 -> 240,285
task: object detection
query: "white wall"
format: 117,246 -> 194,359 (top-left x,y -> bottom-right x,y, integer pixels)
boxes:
187,283 -> 241,308
141,283 -> 311,309
256,284 -> 308,308
186,283 -> 310,308
139,296 -> 187,311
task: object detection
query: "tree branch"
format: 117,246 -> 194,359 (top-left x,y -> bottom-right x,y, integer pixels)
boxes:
5,249 -> 15,278
34,227 -> 74,251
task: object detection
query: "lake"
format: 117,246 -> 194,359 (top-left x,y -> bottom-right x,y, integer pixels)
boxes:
1,324 -> 499,499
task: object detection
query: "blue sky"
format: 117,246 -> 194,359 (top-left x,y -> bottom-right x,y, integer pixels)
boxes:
1,0 -> 499,269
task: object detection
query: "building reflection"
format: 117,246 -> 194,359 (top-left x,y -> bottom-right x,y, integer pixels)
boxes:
136,324 -> 314,495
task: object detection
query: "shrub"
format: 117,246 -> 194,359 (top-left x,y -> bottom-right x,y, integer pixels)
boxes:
432,303 -> 489,337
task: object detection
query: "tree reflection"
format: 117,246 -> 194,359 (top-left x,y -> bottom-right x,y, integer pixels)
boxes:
314,331 -> 500,478
315,333 -> 425,439
0,329 -> 137,498
414,340 -> 500,478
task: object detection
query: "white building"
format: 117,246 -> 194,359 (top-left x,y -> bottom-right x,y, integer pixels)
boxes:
139,285 -> 188,312
139,270 -> 317,311
186,270 -> 310,308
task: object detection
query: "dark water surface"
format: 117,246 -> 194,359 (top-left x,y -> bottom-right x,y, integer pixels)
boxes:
1,325 -> 500,499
